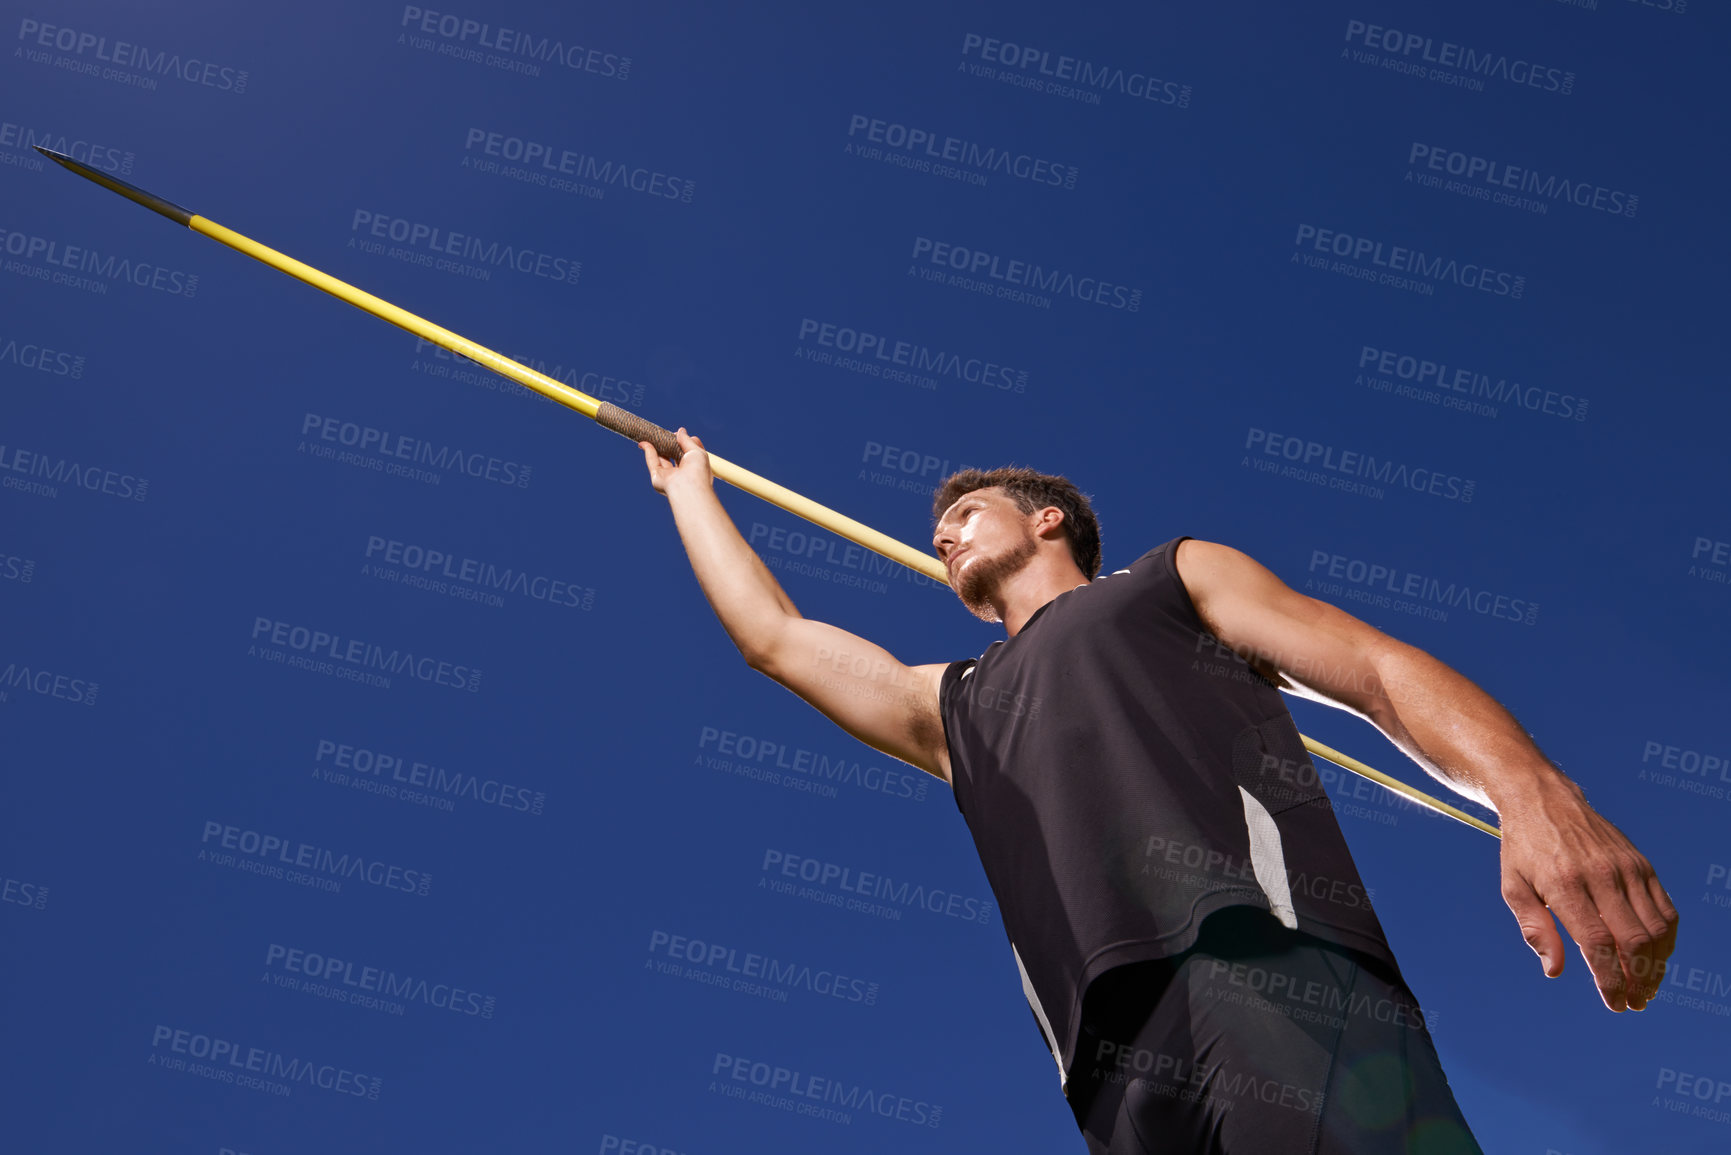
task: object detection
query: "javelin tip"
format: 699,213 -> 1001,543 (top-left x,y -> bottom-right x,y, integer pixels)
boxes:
35,146 -> 195,227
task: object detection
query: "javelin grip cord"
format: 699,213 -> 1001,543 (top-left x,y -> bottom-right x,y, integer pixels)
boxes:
595,403 -> 683,463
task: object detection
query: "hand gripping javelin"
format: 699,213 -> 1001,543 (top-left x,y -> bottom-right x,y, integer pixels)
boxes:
35,146 -> 1499,839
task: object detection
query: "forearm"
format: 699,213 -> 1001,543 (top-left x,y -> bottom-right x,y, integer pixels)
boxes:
665,483 -> 799,666
1370,640 -> 1580,818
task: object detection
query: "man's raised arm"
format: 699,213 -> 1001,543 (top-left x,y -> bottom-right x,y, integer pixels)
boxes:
640,428 -> 951,783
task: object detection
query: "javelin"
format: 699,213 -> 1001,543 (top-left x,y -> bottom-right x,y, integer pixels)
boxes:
35,146 -> 1501,841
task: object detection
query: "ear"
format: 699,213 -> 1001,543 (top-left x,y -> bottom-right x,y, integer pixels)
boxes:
1032,506 -> 1066,539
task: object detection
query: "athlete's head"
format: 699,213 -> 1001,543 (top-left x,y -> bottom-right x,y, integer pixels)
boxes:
930,467 -> 1102,623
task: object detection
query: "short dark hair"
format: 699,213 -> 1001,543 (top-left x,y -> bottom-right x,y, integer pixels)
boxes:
932,466 -> 1102,579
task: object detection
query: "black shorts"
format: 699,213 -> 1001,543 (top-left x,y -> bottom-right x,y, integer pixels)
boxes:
1067,907 -> 1482,1154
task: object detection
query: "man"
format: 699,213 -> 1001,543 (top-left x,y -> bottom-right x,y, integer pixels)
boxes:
641,428 -> 1677,1153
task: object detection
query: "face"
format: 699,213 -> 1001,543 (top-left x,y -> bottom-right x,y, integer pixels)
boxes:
932,487 -> 1042,623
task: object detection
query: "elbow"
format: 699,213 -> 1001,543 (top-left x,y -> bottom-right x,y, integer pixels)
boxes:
738,616 -> 792,678
741,639 -> 782,678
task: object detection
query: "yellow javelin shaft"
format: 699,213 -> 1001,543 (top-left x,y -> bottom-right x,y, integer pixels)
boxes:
1303,735 -> 1501,838
37,146 -> 1500,839
192,216 -> 949,582
30,146 -> 947,584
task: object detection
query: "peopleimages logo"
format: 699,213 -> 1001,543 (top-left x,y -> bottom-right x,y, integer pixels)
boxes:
2,872 -> 49,910
845,114 -> 1077,190
1243,428 -> 1475,504
958,33 -> 1191,109
0,225 -> 198,296
398,6 -> 630,79
796,318 -> 1027,394
909,236 -> 1143,312
409,338 -> 643,410
1140,832 -> 1378,914
1341,19 -> 1574,95
510,349 -> 643,408
711,1051 -> 943,1128
314,737 -> 547,816
1703,863 -> 1731,910
0,121 -> 133,174
1690,537 -> 1730,589
299,412 -> 531,488
363,534 -> 594,612
0,551 -> 34,584
759,849 -> 994,925
1624,0 -> 1687,15
1356,345 -> 1586,422
199,819 -> 433,896
16,18 -> 250,93
1293,224 -> 1524,300
0,440 -> 147,502
349,211 -> 580,285
1654,1067 -> 1731,1126
1640,739 -> 1731,803
859,438 -> 981,498
1306,549 -> 1538,626
1656,958 -> 1731,1018
249,616 -> 483,693
698,725 -> 929,803
1407,143 -> 1636,218
648,928 -> 882,1006
149,1024 -> 380,1099
749,519 -> 942,594
0,659 -> 98,704
462,129 -> 693,202
0,334 -> 85,379
265,942 -> 497,1018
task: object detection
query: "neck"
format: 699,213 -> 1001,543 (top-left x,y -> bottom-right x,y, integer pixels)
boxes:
996,553 -> 1091,636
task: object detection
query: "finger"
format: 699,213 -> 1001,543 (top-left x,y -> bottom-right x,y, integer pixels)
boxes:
1501,872 -> 1565,979
639,441 -> 669,482
1599,863 -> 1679,1009
1546,886 -> 1629,1011
1647,874 -> 1680,995
1647,872 -> 1680,947
674,427 -> 710,470
1587,875 -> 1662,1009
1624,871 -> 1681,1005
1648,872 -> 1679,920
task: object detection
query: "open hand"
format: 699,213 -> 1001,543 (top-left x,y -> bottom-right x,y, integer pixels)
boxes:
1498,787 -> 1678,1011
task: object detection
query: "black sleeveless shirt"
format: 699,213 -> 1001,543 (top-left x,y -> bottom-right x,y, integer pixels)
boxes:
938,536 -> 1397,1095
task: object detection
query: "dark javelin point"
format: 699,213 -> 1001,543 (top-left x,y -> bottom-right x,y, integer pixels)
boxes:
35,146 -> 194,227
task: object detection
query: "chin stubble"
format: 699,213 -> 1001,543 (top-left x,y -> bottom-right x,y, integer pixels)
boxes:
954,536 -> 1039,624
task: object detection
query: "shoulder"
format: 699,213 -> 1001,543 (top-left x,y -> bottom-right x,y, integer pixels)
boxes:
1171,538 -> 1262,599
1169,539 -> 1309,645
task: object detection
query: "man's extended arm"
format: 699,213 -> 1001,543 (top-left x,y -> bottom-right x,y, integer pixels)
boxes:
645,434 -> 798,670
1176,537 -> 1679,1014
640,428 -> 951,781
